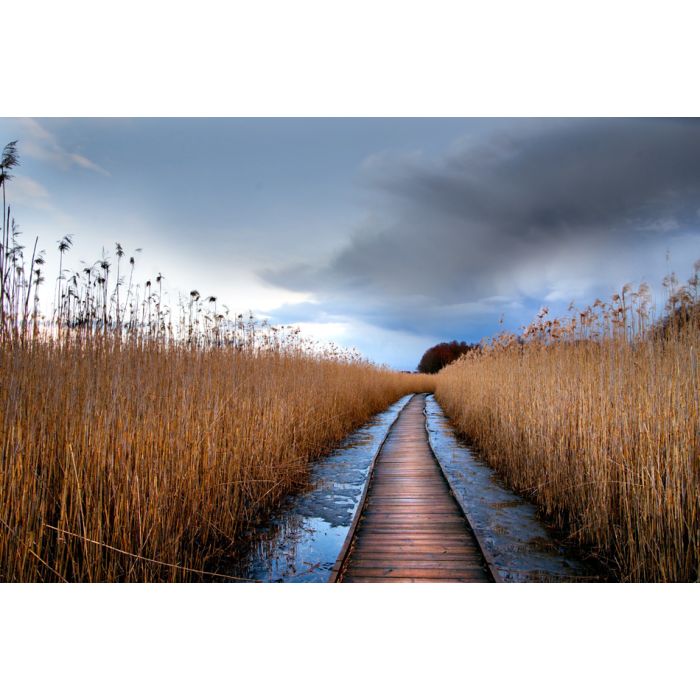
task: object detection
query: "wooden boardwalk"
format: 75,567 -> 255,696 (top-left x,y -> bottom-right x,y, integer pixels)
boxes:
332,394 -> 492,583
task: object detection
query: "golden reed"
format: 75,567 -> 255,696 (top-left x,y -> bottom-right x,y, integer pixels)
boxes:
436,271 -> 700,582
0,337 -> 433,581
0,141 -> 435,581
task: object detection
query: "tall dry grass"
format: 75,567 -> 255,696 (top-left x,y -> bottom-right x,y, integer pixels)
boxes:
0,140 -> 434,581
436,272 -> 700,582
0,338 -> 431,582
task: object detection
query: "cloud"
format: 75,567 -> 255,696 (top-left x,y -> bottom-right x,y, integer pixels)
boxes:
11,174 -> 51,203
261,119 -> 700,340
8,174 -> 74,227
18,118 -> 110,176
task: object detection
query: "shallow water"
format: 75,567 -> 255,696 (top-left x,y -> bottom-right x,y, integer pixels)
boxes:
227,392 -> 604,583
425,395 -> 605,582
228,395 -> 412,582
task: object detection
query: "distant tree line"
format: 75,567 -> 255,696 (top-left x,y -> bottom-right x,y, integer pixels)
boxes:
417,340 -> 479,374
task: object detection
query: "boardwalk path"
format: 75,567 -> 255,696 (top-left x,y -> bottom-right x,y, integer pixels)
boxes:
332,394 -> 493,583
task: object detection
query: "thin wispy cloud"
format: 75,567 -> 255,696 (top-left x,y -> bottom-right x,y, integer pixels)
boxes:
18,118 -> 111,176
11,174 -> 51,203
9,173 -> 75,227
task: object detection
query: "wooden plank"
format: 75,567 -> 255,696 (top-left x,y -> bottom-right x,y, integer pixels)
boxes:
350,556 -> 486,565
357,520 -> 468,527
343,567 -> 487,579
342,576 -> 488,583
363,508 -> 464,525
361,509 -> 463,516
353,538 -> 475,546
346,551 -> 484,560
347,564 -> 486,574
358,527 -> 468,533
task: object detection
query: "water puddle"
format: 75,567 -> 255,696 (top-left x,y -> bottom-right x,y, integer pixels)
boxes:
227,395 -> 412,582
224,392 -> 605,582
425,395 -> 607,581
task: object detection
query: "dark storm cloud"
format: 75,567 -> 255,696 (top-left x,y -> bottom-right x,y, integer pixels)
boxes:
261,119 -> 700,336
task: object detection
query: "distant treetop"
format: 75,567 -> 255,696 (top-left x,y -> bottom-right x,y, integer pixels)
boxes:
417,340 -> 478,374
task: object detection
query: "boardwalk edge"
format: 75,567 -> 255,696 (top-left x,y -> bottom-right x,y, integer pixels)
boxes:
327,394 -> 413,583
423,395 -> 504,583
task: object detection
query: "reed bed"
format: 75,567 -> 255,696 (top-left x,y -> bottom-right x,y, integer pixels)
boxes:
436,272 -> 700,582
0,141 -> 434,582
1,338 -> 431,582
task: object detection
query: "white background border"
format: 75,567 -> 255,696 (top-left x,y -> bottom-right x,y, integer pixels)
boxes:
5,0 -> 700,116
2,2 -> 699,697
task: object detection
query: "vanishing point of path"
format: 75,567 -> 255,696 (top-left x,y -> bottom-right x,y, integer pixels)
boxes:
332,394 -> 494,583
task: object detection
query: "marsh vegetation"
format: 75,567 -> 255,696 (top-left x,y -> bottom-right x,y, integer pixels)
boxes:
436,272 -> 700,581
0,142 -> 434,582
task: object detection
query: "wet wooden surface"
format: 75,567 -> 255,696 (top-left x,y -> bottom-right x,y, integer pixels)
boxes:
339,394 -> 491,583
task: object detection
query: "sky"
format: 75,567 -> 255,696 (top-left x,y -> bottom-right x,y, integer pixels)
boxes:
1,117 -> 699,369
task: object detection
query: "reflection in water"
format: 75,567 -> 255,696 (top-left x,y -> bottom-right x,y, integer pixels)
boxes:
227,393 -> 605,583
229,395 -> 412,582
425,395 -> 606,582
